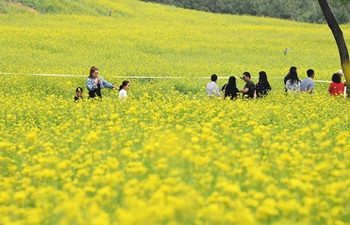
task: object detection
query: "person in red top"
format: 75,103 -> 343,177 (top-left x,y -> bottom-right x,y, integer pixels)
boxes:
328,73 -> 345,96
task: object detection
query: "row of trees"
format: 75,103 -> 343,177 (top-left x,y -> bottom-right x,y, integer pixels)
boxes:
141,0 -> 350,24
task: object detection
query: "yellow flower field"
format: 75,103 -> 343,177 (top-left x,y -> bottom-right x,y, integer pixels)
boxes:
1,0 -> 350,224
1,75 -> 350,225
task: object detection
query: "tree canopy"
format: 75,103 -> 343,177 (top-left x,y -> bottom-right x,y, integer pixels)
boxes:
141,0 -> 350,24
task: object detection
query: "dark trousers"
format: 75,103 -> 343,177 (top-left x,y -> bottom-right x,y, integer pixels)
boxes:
89,88 -> 102,98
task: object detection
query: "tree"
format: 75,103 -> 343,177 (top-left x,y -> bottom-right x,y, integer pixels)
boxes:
318,0 -> 350,96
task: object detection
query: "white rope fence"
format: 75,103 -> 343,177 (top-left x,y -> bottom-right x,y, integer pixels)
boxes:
0,72 -> 332,83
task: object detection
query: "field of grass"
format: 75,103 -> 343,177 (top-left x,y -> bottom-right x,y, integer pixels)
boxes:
1,0 -> 350,79
1,0 -> 350,224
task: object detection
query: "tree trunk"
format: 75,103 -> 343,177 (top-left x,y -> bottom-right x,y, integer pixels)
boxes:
318,0 -> 350,97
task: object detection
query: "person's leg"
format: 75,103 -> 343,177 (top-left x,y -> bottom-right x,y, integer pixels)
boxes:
96,88 -> 102,98
89,90 -> 96,98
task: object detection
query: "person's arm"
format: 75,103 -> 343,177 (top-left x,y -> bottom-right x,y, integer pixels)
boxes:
308,87 -> 313,93
240,88 -> 249,93
215,84 -> 220,97
101,79 -> 118,89
308,82 -> 314,93
328,83 -> 332,93
221,84 -> 226,92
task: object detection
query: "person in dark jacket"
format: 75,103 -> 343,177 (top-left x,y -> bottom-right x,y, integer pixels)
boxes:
256,71 -> 271,98
239,72 -> 256,99
221,76 -> 239,100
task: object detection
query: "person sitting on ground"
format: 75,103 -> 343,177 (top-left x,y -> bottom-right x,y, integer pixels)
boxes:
239,72 -> 256,99
328,73 -> 345,97
300,69 -> 315,94
255,71 -> 271,98
285,69 -> 301,94
206,74 -> 220,98
337,69 -> 347,97
119,80 -> 130,101
74,87 -> 84,102
86,66 -> 118,99
222,76 -> 239,100
284,66 -> 297,92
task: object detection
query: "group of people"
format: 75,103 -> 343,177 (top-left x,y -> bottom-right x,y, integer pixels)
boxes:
207,66 -> 348,99
74,65 -> 347,102
206,71 -> 271,99
74,66 -> 130,102
284,66 -> 347,96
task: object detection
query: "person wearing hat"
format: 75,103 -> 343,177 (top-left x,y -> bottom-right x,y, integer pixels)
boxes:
337,70 -> 344,77
337,69 -> 347,97
74,87 -> 84,102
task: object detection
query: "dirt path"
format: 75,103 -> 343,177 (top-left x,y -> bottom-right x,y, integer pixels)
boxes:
5,2 -> 41,14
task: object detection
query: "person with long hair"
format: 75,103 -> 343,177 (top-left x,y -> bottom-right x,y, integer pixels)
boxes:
86,66 -> 118,99
285,69 -> 301,94
255,71 -> 271,98
222,76 -> 239,100
284,66 -> 297,85
284,66 -> 297,93
119,80 -> 130,100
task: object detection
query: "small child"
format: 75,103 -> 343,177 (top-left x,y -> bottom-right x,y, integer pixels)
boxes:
328,73 -> 344,97
74,87 -> 84,102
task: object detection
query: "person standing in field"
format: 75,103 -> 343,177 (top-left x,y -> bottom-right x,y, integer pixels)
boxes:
86,66 -> 118,99
119,80 -> 130,101
328,73 -> 345,97
206,74 -> 220,98
255,71 -> 271,98
285,69 -> 301,94
300,69 -> 315,94
239,72 -> 256,99
222,76 -> 239,100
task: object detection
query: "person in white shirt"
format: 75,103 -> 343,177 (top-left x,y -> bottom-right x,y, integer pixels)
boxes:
119,80 -> 130,100
206,74 -> 220,98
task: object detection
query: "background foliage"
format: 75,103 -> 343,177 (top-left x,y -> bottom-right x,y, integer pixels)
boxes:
140,0 -> 350,24
1,0 -> 350,79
